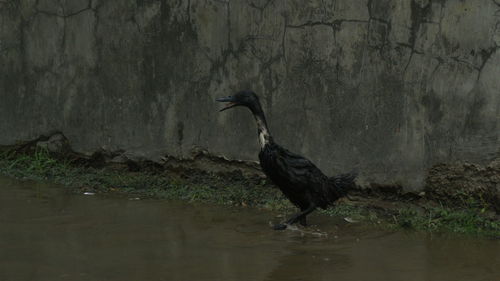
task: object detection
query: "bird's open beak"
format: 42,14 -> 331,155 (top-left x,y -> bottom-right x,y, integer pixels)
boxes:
216,96 -> 238,112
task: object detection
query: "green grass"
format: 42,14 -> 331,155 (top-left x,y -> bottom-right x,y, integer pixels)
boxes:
394,206 -> 500,237
323,202 -> 500,237
0,148 -> 499,237
0,147 -> 292,210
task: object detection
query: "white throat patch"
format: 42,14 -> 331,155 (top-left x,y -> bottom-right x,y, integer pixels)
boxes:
258,131 -> 269,148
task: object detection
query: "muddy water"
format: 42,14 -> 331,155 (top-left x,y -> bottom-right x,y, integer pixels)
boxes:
0,176 -> 499,281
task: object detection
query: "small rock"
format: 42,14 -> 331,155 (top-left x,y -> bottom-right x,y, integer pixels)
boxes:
36,133 -> 71,154
344,217 -> 359,223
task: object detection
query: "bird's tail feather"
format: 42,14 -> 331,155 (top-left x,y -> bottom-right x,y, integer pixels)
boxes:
328,170 -> 357,197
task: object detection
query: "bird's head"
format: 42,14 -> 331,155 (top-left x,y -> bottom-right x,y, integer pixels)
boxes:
216,90 -> 261,112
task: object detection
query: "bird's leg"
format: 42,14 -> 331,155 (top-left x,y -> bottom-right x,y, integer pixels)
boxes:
297,206 -> 308,226
299,216 -> 307,227
273,204 -> 316,230
286,205 -> 316,225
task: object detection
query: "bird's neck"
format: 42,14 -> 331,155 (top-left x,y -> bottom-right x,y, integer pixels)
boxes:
251,108 -> 273,149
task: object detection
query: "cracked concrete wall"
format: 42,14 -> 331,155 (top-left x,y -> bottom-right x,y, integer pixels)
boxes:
1,0 -> 499,190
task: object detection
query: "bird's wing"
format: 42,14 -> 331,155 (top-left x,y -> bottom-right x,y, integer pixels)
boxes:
274,147 -> 325,185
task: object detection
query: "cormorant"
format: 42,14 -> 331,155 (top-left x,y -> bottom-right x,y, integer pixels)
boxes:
216,90 -> 357,230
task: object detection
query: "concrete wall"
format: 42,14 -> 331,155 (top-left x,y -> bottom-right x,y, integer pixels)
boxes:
1,0 -> 499,190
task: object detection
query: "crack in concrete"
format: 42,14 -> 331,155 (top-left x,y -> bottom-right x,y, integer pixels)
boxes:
476,46 -> 499,81
286,19 -> 368,29
35,6 -> 92,18
281,15 -> 288,64
226,0 -> 231,52
247,0 -> 273,14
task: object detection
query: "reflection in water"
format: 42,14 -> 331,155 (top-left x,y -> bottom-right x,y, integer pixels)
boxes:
0,176 -> 498,281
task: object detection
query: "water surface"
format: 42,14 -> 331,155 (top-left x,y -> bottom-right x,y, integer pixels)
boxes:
0,176 -> 498,281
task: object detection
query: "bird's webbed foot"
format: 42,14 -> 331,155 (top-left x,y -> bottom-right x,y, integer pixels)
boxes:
272,223 -> 288,230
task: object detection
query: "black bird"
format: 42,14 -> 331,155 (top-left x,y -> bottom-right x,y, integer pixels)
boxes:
216,90 -> 357,230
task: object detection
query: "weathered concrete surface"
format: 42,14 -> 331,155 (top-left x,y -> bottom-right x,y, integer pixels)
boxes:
0,0 -> 499,190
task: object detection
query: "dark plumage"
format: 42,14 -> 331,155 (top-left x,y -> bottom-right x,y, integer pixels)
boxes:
217,90 -> 356,230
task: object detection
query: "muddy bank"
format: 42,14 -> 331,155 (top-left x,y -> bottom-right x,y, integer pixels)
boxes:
426,160 -> 500,212
1,133 -> 499,237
